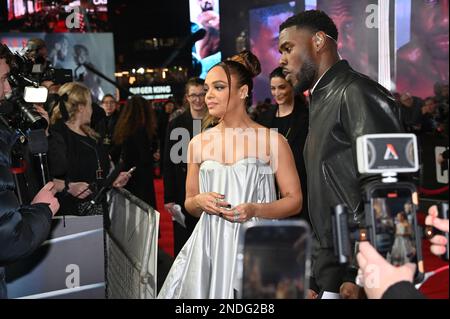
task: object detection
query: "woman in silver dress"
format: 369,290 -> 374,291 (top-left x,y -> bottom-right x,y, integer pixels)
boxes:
158,51 -> 302,299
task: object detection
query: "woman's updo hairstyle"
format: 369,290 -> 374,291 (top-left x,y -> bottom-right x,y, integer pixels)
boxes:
222,50 -> 261,105
202,51 -> 261,131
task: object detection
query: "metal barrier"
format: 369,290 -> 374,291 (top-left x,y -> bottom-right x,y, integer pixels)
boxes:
106,188 -> 160,299
6,215 -> 105,299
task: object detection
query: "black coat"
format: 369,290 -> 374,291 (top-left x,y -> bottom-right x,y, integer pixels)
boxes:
163,110 -> 201,232
121,127 -> 157,209
306,60 -> 403,248
382,281 -> 425,299
50,121 -> 111,216
95,111 -> 121,164
0,124 -> 52,298
256,100 -> 309,223
306,60 -> 403,292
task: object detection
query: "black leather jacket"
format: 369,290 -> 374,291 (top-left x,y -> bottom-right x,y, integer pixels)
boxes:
0,123 -> 52,298
305,60 -> 403,249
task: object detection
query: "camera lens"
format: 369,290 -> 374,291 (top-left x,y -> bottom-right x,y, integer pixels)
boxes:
19,102 -> 48,130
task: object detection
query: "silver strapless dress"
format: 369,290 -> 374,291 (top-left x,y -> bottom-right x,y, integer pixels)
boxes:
157,158 -> 277,299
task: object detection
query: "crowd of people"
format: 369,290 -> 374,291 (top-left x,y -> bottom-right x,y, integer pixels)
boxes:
0,8 -> 448,300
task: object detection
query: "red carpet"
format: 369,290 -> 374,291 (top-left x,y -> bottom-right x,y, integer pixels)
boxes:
153,179 -> 448,298
154,177 -> 174,257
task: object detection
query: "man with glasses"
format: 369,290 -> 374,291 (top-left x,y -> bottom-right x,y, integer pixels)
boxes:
96,94 -> 120,164
163,77 -> 208,256
279,10 -> 403,298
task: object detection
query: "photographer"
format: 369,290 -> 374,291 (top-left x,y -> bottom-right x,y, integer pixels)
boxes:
357,205 -> 449,299
1,44 -> 59,299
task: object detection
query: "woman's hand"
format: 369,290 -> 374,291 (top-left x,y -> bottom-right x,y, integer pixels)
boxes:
68,182 -> 92,199
225,203 -> 258,223
194,192 -> 232,217
112,171 -> 131,188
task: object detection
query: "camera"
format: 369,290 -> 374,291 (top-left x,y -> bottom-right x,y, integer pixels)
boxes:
0,43 -> 72,131
332,134 -> 425,283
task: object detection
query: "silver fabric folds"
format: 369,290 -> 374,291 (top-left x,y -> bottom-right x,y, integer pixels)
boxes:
158,158 -> 276,299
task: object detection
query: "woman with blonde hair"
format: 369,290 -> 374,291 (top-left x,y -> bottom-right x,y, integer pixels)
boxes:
50,82 -> 130,216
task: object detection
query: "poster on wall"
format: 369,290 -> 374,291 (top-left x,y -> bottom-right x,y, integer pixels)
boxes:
315,0 -> 378,81
395,0 -> 448,98
0,32 -> 116,103
249,0 -> 378,103
190,0 -> 222,79
249,2 -> 296,103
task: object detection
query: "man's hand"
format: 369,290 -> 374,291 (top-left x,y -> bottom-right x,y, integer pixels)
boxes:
425,205 -> 449,256
31,182 -> 60,216
357,241 -> 416,299
306,289 -> 319,299
339,282 -> 360,299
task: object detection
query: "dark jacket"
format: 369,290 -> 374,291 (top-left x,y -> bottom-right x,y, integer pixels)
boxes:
382,281 -> 425,299
121,127 -> 157,208
256,100 -> 309,223
95,111 -> 121,164
306,60 -> 403,291
163,110 -> 201,233
0,125 -> 52,298
50,121 -> 110,216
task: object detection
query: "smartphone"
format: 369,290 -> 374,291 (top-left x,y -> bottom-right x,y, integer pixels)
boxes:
236,220 -> 311,299
127,166 -> 137,175
367,183 -> 424,283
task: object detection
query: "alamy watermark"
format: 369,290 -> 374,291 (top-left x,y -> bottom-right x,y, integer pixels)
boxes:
168,122 -> 281,173
365,4 -> 378,29
66,6 -> 82,30
65,264 -> 80,289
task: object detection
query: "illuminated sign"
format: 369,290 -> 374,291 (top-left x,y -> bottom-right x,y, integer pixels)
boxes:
129,85 -> 174,100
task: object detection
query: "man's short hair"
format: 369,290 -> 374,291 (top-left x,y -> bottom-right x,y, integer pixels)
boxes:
0,44 -> 14,66
279,10 -> 339,42
185,77 -> 205,93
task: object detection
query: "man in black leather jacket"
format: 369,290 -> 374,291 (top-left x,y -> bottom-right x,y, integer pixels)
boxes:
0,44 -> 59,299
279,11 -> 403,297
